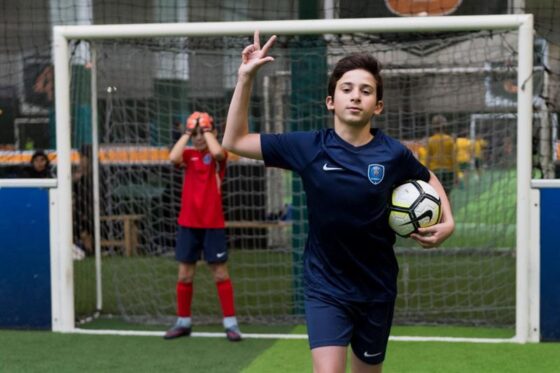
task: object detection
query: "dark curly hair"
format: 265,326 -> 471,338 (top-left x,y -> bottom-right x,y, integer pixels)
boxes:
327,53 -> 383,101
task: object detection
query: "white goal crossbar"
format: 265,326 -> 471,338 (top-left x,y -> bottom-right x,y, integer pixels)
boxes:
52,14 -> 536,342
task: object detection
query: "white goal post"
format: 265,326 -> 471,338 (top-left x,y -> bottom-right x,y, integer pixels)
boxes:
52,15 -> 536,342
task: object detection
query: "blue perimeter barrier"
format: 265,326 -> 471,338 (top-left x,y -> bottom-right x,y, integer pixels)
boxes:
540,188 -> 560,341
0,182 -> 558,337
0,187 -> 51,329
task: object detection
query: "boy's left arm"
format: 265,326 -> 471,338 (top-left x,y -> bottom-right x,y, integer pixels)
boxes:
203,131 -> 226,161
410,170 -> 455,248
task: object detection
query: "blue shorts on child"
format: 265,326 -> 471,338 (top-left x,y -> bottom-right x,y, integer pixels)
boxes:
175,227 -> 227,264
304,291 -> 394,365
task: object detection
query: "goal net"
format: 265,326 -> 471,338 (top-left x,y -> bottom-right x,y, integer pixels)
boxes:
60,18 -> 534,333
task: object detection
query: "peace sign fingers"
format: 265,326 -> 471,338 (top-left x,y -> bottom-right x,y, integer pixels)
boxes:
239,30 -> 277,77
260,34 -> 276,57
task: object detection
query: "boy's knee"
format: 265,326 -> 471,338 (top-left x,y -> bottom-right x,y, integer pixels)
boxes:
178,275 -> 193,283
210,264 -> 230,282
213,273 -> 229,282
178,262 -> 196,283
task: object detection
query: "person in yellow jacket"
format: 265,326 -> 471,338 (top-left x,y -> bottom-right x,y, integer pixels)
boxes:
455,135 -> 473,188
403,140 -> 428,166
427,115 -> 456,196
474,135 -> 488,178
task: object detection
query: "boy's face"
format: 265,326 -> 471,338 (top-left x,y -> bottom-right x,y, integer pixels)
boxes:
325,68 -> 383,127
32,155 -> 48,171
191,128 -> 217,151
191,128 -> 207,150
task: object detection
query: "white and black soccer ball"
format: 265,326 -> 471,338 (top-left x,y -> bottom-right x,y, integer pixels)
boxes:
388,180 -> 442,237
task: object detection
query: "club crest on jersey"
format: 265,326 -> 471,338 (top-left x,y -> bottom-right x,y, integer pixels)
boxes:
203,153 -> 212,165
367,164 -> 385,185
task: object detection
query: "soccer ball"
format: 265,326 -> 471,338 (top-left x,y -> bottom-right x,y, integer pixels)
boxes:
388,180 -> 442,237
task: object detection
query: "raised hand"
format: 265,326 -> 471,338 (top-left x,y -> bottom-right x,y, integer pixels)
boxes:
238,30 -> 277,79
186,112 -> 214,134
197,112 -> 214,133
186,111 -> 201,135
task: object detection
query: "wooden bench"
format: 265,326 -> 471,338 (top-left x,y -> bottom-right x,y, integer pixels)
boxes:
226,220 -> 292,249
100,214 -> 143,256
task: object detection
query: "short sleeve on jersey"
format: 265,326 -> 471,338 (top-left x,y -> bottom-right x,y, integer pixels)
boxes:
261,131 -> 319,172
399,146 -> 430,184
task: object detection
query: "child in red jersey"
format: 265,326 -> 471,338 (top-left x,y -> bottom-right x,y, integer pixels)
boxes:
165,112 -> 241,342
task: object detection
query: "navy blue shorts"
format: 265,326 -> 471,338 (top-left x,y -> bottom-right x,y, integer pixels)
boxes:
305,292 -> 395,365
175,227 -> 227,264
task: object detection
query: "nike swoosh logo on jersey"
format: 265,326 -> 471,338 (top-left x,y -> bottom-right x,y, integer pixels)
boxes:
216,252 -> 226,258
400,210 -> 434,226
322,163 -> 343,171
364,351 -> 383,358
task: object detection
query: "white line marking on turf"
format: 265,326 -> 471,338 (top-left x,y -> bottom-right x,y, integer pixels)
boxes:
72,328 -> 519,343
389,336 -> 518,343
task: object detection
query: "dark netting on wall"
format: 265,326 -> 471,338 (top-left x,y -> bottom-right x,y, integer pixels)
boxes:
1,0 -> 558,328
59,29 -> 522,326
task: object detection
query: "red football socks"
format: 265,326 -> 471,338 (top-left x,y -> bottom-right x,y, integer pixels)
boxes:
176,281 -> 193,317
216,279 -> 236,317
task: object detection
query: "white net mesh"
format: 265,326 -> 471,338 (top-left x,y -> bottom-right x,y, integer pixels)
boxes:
69,29 -> 530,327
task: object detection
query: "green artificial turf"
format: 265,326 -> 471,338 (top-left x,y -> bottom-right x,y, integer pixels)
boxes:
2,326 -> 558,373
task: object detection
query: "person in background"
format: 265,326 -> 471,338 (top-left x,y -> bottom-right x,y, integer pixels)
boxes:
455,132 -> 473,188
73,145 -> 94,254
474,135 -> 488,179
171,118 -> 184,143
164,111 -> 242,342
427,115 -> 456,196
23,149 -> 53,178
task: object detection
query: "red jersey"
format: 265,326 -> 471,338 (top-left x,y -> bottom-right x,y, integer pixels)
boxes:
177,148 -> 227,228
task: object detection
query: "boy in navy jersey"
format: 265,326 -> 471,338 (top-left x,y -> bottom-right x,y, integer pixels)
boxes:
223,32 -> 454,372
165,112 -> 241,342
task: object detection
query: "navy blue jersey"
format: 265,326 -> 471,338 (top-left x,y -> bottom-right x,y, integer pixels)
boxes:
261,128 -> 430,302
